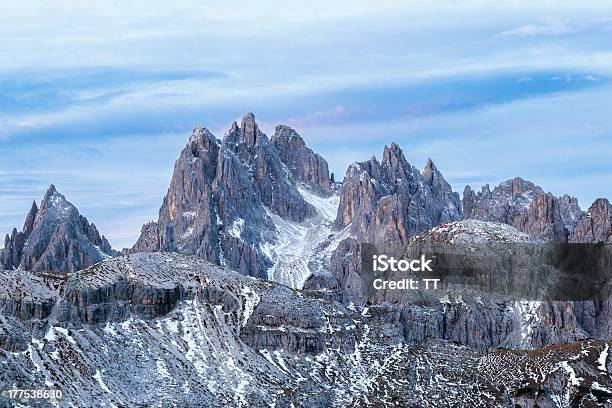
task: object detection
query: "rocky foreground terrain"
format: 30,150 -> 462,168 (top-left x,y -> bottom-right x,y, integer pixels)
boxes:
1,112 -> 611,407
1,251 -> 611,407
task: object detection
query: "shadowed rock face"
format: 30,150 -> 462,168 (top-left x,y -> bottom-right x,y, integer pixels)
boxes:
0,201 -> 38,270
463,177 -> 584,242
271,124 -> 331,194
0,185 -> 114,273
335,143 -> 461,251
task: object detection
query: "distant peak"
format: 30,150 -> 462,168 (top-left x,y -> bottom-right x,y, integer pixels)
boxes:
47,184 -> 57,195
239,112 -> 261,146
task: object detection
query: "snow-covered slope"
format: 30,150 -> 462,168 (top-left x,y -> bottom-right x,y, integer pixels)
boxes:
261,186 -> 340,288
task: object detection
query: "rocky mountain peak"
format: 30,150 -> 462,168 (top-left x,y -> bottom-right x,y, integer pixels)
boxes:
335,142 -> 461,248
381,142 -> 410,177
224,112 -> 264,148
422,158 -> 443,188
133,114 -> 339,279
223,113 -> 316,221
462,177 -> 584,242
271,124 -> 331,193
272,125 -> 306,147
40,184 -> 75,214
1,186 -> 115,272
423,157 -> 436,172
189,125 -> 216,144
240,112 -> 260,146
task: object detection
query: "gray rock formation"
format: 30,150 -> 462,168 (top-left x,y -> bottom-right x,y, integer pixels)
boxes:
370,220 -> 611,352
132,113 -> 335,280
132,125 -> 275,278
271,124 -> 331,194
0,252 -> 609,407
0,185 -> 115,273
570,198 -> 612,243
463,177 -> 584,242
335,143 -> 461,250
224,113 -> 316,222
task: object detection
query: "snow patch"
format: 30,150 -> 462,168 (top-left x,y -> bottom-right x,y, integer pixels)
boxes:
598,344 -> 609,371
228,218 -> 245,240
262,186 -> 340,288
93,369 -> 112,393
241,286 -> 260,327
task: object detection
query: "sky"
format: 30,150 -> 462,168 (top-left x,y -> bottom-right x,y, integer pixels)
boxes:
1,1 -> 612,249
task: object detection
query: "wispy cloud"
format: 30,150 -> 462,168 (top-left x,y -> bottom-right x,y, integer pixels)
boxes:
497,19 -> 576,37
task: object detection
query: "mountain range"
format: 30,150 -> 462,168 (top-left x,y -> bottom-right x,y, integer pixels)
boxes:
1,112 -> 611,407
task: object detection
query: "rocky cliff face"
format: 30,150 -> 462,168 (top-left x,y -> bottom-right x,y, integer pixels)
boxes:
224,113 -> 316,222
463,177 -> 583,242
0,201 -> 38,270
0,185 -> 115,273
271,124 -> 331,194
335,143 -> 461,250
570,198 -> 612,243
131,125 -> 275,278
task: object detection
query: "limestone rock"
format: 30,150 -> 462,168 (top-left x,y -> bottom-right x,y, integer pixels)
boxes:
131,125 -> 274,278
463,177 -> 583,242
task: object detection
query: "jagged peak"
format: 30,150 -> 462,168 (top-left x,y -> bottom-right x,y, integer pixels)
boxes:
241,112 -> 256,128
224,112 -> 267,147
240,112 -> 259,144
382,142 -> 404,160
42,184 -> 66,205
588,198 -> 612,215
496,177 -> 544,195
23,200 -> 38,234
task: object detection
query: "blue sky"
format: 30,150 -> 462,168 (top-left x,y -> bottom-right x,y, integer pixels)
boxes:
1,1 -> 612,248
